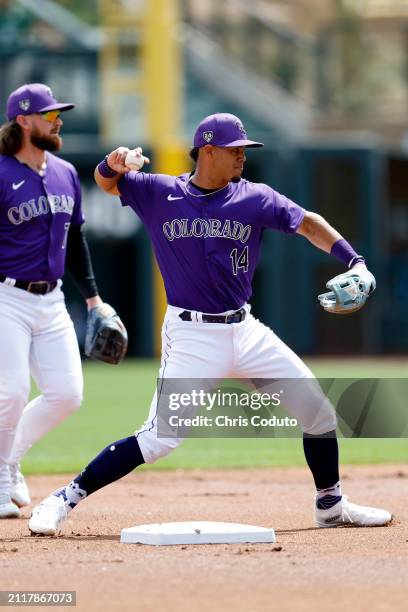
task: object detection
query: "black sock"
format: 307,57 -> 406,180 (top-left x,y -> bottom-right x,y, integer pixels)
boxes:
302,430 -> 340,490
71,435 -> 145,497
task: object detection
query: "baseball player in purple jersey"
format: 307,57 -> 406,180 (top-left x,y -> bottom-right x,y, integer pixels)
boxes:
0,83 -> 108,519
29,113 -> 391,535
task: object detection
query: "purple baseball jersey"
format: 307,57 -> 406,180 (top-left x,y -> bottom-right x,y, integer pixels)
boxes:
0,152 -> 84,281
119,172 -> 305,313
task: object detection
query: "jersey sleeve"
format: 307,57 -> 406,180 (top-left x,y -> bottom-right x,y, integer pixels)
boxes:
70,168 -> 85,227
259,184 -> 305,234
118,171 -> 158,221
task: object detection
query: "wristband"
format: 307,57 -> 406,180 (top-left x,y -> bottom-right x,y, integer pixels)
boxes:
348,255 -> 366,268
97,156 -> 119,178
330,239 -> 365,268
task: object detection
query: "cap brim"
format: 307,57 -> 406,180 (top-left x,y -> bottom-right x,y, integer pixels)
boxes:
38,102 -> 75,113
218,139 -> 264,148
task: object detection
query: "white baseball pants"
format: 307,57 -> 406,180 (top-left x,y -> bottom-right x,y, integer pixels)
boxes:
0,282 -> 83,493
136,305 -> 337,463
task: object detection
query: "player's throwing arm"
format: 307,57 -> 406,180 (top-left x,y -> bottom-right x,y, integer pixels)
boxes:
94,147 -> 150,196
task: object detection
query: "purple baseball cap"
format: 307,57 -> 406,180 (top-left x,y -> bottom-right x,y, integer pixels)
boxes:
193,113 -> 263,148
6,83 -> 74,120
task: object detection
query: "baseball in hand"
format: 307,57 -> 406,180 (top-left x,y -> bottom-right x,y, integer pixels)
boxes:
125,148 -> 147,171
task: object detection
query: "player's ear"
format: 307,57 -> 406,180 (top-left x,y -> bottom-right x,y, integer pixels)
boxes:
15,115 -> 31,131
203,144 -> 215,158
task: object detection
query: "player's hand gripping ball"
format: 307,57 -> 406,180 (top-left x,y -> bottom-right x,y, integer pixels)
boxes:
318,267 -> 376,314
125,147 -> 149,171
85,303 -> 128,364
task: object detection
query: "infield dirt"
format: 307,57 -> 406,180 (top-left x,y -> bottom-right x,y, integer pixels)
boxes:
0,465 -> 406,612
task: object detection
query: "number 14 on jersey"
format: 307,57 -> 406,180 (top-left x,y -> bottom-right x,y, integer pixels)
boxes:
230,246 -> 249,275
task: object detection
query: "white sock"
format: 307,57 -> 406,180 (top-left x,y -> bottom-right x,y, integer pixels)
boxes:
54,481 -> 87,509
316,481 -> 342,509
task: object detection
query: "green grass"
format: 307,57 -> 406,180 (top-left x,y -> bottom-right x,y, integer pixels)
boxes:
22,358 -> 408,474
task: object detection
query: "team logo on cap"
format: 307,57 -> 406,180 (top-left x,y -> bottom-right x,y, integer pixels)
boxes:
19,99 -> 30,111
203,131 -> 214,143
46,88 -> 53,97
236,121 -> 246,137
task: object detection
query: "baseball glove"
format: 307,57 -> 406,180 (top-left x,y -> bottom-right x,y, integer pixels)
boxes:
318,267 -> 376,314
85,303 -> 128,364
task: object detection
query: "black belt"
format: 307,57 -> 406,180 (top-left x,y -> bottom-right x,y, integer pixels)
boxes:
0,276 -> 58,295
179,307 -> 246,324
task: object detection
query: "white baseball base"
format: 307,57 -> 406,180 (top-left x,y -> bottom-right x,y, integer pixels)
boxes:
120,521 -> 276,545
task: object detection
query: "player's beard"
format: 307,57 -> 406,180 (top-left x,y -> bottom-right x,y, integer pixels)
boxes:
30,127 -> 62,152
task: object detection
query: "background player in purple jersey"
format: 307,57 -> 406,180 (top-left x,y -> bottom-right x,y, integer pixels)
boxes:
29,113 -> 391,535
0,83 -> 109,519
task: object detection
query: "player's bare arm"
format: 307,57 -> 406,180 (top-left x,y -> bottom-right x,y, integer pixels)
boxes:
86,295 -> 103,310
94,147 -> 150,196
296,211 -> 343,254
297,211 -> 369,269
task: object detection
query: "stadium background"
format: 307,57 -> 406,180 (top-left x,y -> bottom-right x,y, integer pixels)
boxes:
2,0 -> 408,358
1,5 -> 407,610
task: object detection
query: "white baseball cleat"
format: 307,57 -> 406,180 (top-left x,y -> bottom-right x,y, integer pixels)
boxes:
29,495 -> 69,536
0,492 -> 20,519
315,495 -> 392,528
9,463 -> 31,507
